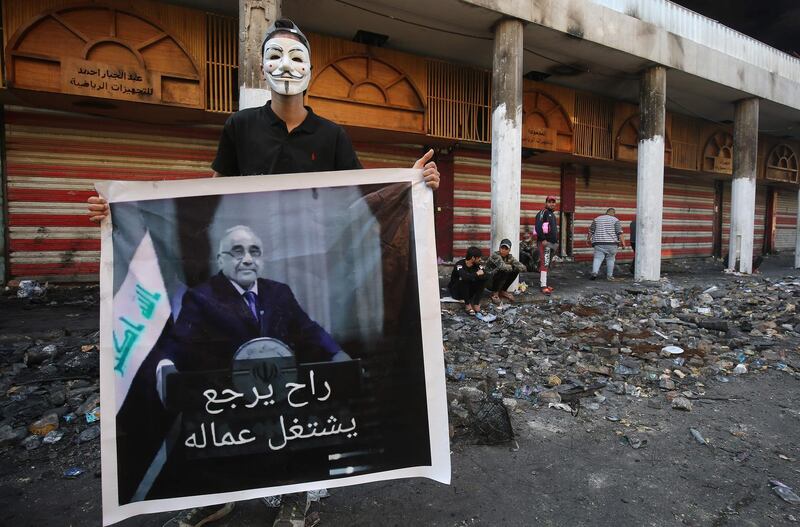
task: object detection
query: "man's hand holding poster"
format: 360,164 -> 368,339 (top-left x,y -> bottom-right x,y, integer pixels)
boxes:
97,169 -> 449,524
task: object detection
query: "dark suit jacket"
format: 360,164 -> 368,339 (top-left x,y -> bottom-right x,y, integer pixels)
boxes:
164,272 -> 341,371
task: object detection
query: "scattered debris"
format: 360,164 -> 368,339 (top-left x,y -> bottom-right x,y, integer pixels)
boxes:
77,426 -> 100,444
42,430 -> 65,444
623,434 -> 647,449
689,428 -> 708,445
475,313 -> 497,323
16,280 -> 46,299
547,402 -> 573,413
771,480 -> 800,505
63,467 -> 84,479
437,267 -> 800,447
671,397 -> 693,412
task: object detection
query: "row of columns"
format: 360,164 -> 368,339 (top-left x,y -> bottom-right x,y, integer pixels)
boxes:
235,7 -> 784,276
490,18 -> 767,280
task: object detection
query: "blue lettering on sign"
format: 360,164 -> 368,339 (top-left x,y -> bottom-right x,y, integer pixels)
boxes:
113,316 -> 145,375
136,283 -> 161,320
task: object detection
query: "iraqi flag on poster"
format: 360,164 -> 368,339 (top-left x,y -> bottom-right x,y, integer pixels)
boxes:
111,230 -> 170,412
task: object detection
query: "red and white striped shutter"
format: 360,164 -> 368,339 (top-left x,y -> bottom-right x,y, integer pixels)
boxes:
452,149 -> 559,256
5,106 -> 220,281
453,150 -> 490,255
574,168 -> 636,262
662,174 -> 715,258
521,160 -> 561,236
354,143 -> 421,170
774,189 -> 798,251
721,183 -> 768,256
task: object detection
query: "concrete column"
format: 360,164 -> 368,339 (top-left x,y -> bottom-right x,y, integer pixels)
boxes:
634,66 -> 666,282
490,18 -> 523,257
795,186 -> 800,269
727,98 -> 759,274
238,0 -> 281,109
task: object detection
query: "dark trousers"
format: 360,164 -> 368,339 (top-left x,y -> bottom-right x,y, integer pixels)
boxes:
488,270 -> 519,293
450,280 -> 486,305
631,242 -> 636,275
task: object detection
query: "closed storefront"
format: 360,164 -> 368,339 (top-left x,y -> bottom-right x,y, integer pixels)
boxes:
661,175 -> 715,258
354,143 -> 422,170
774,189 -> 798,251
452,150 -> 560,256
574,170 -> 715,262
574,168 -> 636,262
722,183 -> 767,257
5,107 -> 220,281
5,116 -> 427,282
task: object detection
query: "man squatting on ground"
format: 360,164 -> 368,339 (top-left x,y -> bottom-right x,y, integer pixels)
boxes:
484,239 -> 527,304
448,246 -> 488,314
87,17 -> 440,527
588,207 -> 625,280
535,196 -> 559,295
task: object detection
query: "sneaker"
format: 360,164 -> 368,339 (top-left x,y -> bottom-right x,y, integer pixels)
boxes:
589,273 -> 597,280
175,503 -> 235,527
273,493 -> 309,527
607,276 -> 616,281
541,286 -> 553,295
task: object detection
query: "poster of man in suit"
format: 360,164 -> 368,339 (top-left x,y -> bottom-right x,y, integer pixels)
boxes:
97,168 -> 449,524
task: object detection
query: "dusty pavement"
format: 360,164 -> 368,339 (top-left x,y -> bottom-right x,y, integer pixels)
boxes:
1,256 -> 800,526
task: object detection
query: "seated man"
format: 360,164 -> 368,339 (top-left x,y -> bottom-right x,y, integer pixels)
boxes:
483,238 -> 527,304
519,229 -> 538,272
448,246 -> 487,314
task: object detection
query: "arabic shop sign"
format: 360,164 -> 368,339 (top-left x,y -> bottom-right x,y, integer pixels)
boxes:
61,58 -> 160,103
522,125 -> 556,150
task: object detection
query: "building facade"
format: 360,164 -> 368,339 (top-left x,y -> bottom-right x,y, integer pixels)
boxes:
1,0 -> 798,282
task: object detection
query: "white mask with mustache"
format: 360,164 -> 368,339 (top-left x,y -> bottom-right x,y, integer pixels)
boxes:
262,37 -> 311,96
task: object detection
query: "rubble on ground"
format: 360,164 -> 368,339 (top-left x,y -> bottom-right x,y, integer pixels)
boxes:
442,274 -> 800,442
0,284 -> 101,477
2,270 -> 800,468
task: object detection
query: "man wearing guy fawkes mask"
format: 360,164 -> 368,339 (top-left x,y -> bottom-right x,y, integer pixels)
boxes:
210,19 -> 441,183
148,19 -> 442,527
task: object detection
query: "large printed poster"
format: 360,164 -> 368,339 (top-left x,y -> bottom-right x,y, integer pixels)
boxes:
97,169 -> 449,524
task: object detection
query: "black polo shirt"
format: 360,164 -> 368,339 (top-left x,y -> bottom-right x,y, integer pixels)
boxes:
211,102 -> 362,176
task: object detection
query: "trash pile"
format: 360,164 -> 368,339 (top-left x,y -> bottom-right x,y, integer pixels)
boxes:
0,282 -> 102,479
443,276 -> 800,442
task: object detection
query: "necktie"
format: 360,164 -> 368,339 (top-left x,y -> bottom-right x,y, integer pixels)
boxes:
243,291 -> 259,322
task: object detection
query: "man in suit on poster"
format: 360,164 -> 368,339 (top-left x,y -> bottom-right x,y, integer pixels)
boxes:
160,224 -> 349,374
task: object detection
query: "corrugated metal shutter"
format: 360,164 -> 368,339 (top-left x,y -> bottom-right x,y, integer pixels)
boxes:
574,168 -> 635,262
661,174 -> 715,258
775,189 -> 798,251
354,143 -> 421,170
452,150 -> 560,255
721,182 -> 767,256
575,170 -> 715,262
5,106 -> 220,281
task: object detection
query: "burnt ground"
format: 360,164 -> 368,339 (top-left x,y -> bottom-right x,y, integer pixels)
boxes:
1,256 -> 799,527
